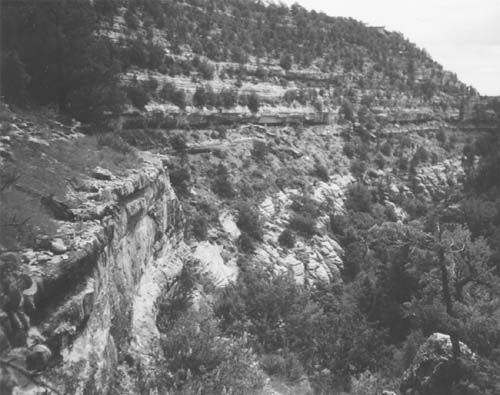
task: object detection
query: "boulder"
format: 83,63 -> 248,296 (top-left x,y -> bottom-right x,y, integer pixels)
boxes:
50,238 -> 67,254
193,242 -> 238,287
218,211 -> 241,240
400,333 -> 476,395
91,166 -> 114,181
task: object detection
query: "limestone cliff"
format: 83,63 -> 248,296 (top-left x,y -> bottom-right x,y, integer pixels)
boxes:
0,121 -> 186,394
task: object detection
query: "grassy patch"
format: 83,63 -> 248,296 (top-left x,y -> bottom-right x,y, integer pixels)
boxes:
0,118 -> 142,250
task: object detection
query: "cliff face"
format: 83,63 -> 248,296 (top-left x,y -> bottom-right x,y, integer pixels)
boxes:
56,164 -> 186,395
0,128 -> 186,394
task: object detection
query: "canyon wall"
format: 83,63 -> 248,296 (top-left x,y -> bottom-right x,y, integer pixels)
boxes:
1,158 -> 186,395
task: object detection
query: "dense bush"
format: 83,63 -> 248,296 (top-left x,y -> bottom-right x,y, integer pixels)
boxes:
159,82 -> 186,109
127,85 -> 150,109
211,164 -> 235,198
0,51 -> 29,105
339,99 -> 355,122
397,156 -> 409,171
374,153 -> 386,169
97,133 -> 136,155
236,203 -> 263,241
170,134 -> 188,153
171,89 -> 187,109
124,8 -> 140,29
345,183 -> 373,213
169,165 -> 191,196
197,57 -> 215,80
191,215 -> 208,240
217,88 -> 238,109
1,1 -> 124,122
436,128 -> 446,144
160,308 -> 265,393
251,140 -> 268,162
290,194 -> 321,218
343,142 -> 357,159
215,265 -> 390,389
247,91 -> 260,113
279,53 -> 293,70
238,232 -> 255,254
380,141 -> 392,156
289,214 -> 316,238
313,161 -> 329,182
278,229 -> 296,248
350,159 -> 367,179
412,145 -> 430,165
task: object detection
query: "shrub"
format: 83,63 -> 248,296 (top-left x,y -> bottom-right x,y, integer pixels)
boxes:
290,194 -> 321,218
289,214 -> 316,238
170,134 -> 188,152
350,371 -> 390,395
171,89 -> 186,109
350,159 -> 367,179
380,141 -> 392,156
147,43 -> 164,70
193,86 -> 207,108
97,133 -> 136,155
412,145 -> 430,165
374,154 -> 386,169
1,51 -> 29,105
159,82 -> 176,101
211,164 -> 235,198
330,213 -> 349,236
127,39 -> 149,68
436,128 -> 446,144
157,261 -> 198,331
278,229 -> 295,248
124,9 -> 140,29
247,91 -> 260,113
343,142 -> 356,159
169,165 -> 191,196
313,161 -> 329,181
284,89 -> 298,104
159,82 -> 186,109
197,58 -> 215,80
127,85 -> 150,109
345,183 -> 372,213
215,125 -> 227,139
218,88 -> 238,109
255,66 -> 268,80
340,99 -> 354,122
279,53 -> 293,71
160,308 -> 265,393
397,156 -> 409,171
238,232 -> 255,253
401,196 -> 428,219
260,354 -> 286,376
236,203 -> 263,241
191,215 -> 208,241
251,140 -> 268,162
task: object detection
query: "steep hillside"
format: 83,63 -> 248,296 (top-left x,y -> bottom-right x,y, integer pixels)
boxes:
2,1 -> 500,395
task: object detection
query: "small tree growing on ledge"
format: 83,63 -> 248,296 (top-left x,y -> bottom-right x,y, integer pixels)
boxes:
251,140 -> 268,162
212,164 -> 235,198
247,91 -> 260,114
280,53 -> 293,71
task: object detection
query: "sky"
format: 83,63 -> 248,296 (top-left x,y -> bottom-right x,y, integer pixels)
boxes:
279,0 -> 500,96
